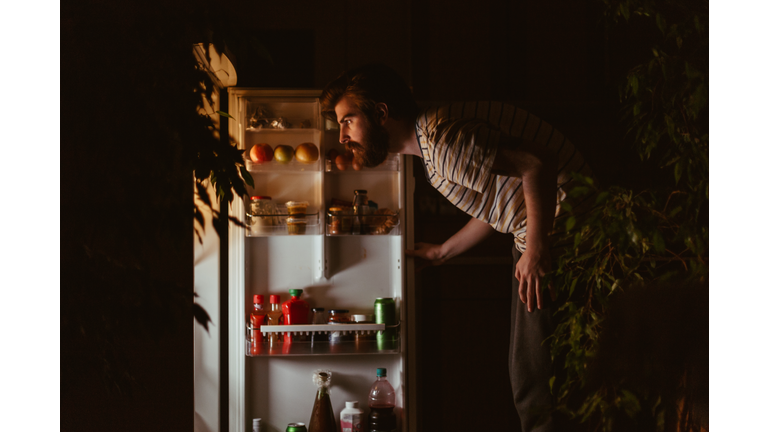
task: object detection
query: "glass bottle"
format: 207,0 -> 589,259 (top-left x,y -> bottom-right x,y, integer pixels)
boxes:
250,295 -> 267,355
309,370 -> 336,432
352,189 -> 370,234
368,368 -> 397,432
267,294 -> 283,347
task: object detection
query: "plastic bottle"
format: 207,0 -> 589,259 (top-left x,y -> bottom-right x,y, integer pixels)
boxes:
282,289 -> 310,343
368,368 -> 396,432
267,295 -> 283,346
340,401 -> 364,432
252,418 -> 262,432
250,295 -> 267,355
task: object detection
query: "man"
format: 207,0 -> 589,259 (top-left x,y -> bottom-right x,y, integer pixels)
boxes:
321,64 -> 593,432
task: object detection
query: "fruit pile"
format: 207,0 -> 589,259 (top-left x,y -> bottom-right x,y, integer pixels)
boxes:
249,142 -> 319,165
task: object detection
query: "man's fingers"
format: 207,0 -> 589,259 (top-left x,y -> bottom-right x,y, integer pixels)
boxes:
527,278 -> 535,313
536,278 -> 543,310
519,278 -> 527,304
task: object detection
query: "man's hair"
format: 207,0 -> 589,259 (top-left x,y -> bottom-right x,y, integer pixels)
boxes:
320,63 -> 418,123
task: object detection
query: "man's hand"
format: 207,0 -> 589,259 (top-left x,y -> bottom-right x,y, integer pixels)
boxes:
405,242 -> 447,272
515,244 -> 556,312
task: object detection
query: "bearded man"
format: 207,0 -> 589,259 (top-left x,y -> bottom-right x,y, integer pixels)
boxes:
321,64 -> 593,432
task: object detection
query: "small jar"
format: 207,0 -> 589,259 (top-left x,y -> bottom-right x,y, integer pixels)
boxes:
286,217 -> 307,235
249,196 -> 276,235
327,309 -> 351,324
328,309 -> 351,344
327,207 -> 351,235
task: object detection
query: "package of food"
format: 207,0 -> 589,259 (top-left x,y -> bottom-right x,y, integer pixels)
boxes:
286,217 -> 307,235
366,208 -> 399,235
285,201 -> 309,216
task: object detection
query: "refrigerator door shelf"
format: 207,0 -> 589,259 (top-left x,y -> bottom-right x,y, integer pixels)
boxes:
245,207 -> 320,237
245,158 -> 322,173
245,335 -> 400,357
324,153 -> 400,173
258,323 -> 385,333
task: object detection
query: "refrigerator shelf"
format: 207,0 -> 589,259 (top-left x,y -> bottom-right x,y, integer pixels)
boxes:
323,154 -> 400,172
245,337 -> 400,357
256,323 -> 386,334
245,158 -> 321,173
246,206 -> 321,237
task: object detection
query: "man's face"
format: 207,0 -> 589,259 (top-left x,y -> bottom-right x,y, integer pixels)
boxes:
334,96 -> 390,167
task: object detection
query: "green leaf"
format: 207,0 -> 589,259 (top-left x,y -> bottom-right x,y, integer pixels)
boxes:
676,36 -> 683,49
674,161 -> 683,185
216,110 -> 234,119
549,376 -> 556,392
595,191 -> 610,205
566,217 -> 576,231
239,166 -> 254,188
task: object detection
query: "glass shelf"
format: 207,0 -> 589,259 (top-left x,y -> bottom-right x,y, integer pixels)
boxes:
324,154 -> 400,173
325,210 -> 400,236
245,336 -> 400,357
245,158 -> 321,173
245,206 -> 320,237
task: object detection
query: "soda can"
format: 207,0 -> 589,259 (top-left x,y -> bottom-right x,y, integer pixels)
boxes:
286,423 -> 307,432
374,298 -> 396,343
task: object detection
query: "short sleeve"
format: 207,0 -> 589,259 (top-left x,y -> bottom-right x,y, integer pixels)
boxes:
428,117 -> 500,194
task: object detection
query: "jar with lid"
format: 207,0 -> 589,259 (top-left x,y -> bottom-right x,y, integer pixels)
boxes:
327,207 -> 352,235
327,309 -> 352,344
353,190 -> 370,235
310,308 -> 328,344
248,196 -> 276,235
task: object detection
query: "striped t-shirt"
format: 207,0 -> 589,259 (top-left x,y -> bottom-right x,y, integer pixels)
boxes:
414,101 -> 593,253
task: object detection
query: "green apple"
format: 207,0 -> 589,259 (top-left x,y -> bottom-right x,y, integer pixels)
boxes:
274,145 -> 294,164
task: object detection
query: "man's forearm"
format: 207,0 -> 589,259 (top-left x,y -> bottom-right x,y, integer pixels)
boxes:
522,162 -> 557,250
438,217 -> 496,261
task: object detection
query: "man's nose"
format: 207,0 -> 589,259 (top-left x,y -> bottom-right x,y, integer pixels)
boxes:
339,133 -> 348,144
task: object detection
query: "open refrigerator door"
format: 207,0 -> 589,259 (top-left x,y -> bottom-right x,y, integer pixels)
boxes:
227,88 -> 415,432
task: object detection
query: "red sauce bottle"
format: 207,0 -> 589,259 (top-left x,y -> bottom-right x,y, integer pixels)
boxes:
282,289 -> 310,343
250,295 -> 267,355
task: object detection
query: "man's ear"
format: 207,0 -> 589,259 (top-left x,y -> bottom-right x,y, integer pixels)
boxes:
374,102 -> 389,125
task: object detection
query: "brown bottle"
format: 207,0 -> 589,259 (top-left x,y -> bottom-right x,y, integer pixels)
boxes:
308,371 -> 336,432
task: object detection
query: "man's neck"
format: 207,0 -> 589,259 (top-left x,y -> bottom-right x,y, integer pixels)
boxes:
386,118 -> 422,158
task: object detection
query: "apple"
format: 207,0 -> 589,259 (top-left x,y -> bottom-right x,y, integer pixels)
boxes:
250,143 -> 274,163
295,142 -> 319,163
274,145 -> 294,164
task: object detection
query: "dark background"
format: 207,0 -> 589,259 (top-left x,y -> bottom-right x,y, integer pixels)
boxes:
60,0 -> 655,431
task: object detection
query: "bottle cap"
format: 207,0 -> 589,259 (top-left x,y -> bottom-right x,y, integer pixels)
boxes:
289,289 -> 303,297
253,294 -> 264,304
269,294 -> 280,304
251,196 -> 271,200
346,401 -> 359,408
376,367 -> 387,377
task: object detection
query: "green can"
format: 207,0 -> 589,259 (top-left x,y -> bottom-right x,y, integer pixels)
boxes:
286,423 -> 307,432
374,297 -> 397,343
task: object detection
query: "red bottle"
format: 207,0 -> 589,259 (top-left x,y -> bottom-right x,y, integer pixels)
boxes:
250,295 -> 267,355
282,289 -> 310,343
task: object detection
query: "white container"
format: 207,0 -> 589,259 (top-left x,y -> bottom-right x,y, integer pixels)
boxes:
340,401 -> 364,432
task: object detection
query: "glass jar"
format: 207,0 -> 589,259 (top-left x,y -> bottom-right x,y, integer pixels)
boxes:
328,309 -> 352,344
249,196 -> 276,235
286,217 -> 307,235
327,309 -> 351,324
353,190 -> 370,235
327,207 -> 352,235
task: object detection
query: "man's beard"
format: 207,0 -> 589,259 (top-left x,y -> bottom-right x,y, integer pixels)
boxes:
348,120 -> 390,167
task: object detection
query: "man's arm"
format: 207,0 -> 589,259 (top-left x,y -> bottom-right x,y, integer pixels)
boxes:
405,217 -> 496,270
491,135 -> 558,312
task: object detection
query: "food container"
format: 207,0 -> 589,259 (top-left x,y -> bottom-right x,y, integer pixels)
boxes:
328,309 -> 352,344
286,217 -> 307,235
285,201 -> 309,216
248,196 -> 277,235
327,207 -> 352,235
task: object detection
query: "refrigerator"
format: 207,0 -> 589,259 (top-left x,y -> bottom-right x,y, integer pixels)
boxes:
193,45 -> 417,432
